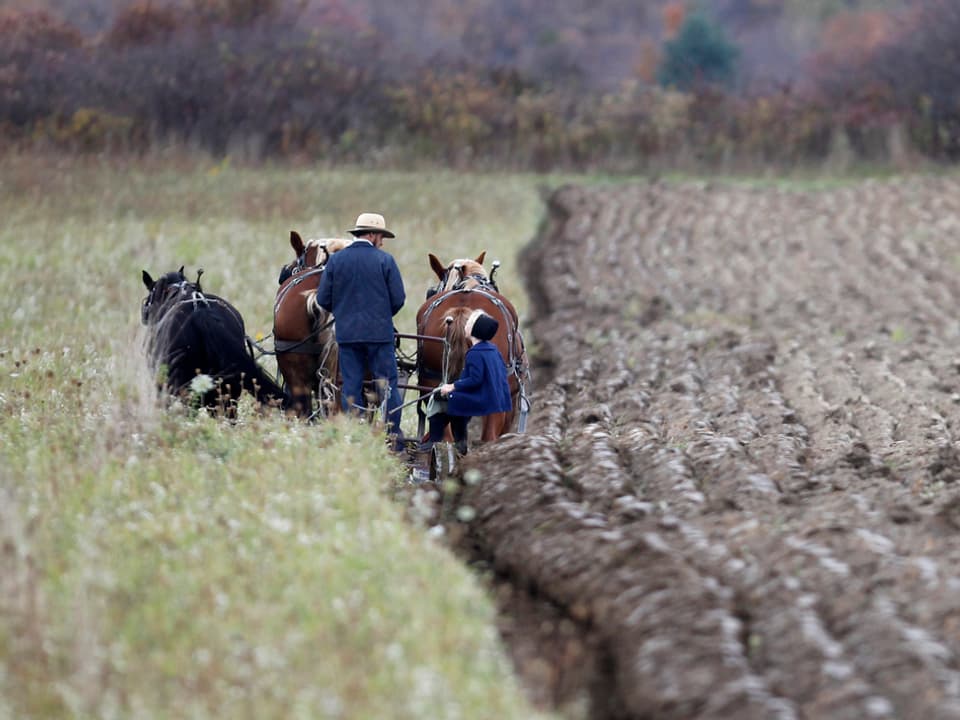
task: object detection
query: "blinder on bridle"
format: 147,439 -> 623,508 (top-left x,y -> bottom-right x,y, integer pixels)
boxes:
142,283 -> 175,324
141,274 -> 196,325
278,244 -> 331,285
426,266 -> 453,299
425,262 -> 500,300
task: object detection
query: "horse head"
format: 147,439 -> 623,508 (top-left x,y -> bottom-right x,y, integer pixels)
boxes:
427,251 -> 496,297
141,265 -> 192,325
279,230 -> 353,284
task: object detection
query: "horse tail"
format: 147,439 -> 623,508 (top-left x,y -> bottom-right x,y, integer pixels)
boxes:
444,307 -> 473,381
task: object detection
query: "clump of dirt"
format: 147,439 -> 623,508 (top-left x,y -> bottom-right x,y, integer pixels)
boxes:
445,177 -> 960,718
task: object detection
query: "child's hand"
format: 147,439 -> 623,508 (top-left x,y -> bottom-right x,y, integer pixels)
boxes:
439,383 -> 455,396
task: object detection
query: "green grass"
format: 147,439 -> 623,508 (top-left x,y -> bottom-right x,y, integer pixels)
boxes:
0,152 -> 561,719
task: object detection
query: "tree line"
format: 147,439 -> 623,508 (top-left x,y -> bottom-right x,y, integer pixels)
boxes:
1,0 -> 957,169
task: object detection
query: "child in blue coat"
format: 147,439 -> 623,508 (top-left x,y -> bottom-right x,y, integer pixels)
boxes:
430,309 -> 512,453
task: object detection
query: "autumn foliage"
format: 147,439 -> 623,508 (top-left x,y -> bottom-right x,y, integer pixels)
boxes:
0,0 -> 957,168
662,2 -> 685,39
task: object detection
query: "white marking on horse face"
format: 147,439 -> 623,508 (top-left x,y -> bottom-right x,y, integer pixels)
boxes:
442,259 -> 488,290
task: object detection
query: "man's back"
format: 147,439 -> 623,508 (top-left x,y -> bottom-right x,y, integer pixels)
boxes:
317,241 -> 405,344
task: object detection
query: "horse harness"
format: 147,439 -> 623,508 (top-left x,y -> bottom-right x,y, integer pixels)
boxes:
426,271 -> 498,300
273,266 -> 335,355
418,285 -> 528,385
143,280 -> 221,328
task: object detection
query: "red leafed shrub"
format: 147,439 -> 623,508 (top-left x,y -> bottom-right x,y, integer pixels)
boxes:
104,2 -> 181,49
0,8 -> 84,55
0,9 -> 88,131
189,0 -> 283,28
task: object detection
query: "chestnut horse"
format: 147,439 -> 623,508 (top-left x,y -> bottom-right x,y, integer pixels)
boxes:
273,231 -> 352,417
415,253 -> 530,441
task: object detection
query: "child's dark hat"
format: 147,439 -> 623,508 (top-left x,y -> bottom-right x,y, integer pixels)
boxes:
471,314 -> 498,341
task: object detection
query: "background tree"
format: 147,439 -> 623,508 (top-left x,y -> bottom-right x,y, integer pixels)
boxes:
657,12 -> 739,91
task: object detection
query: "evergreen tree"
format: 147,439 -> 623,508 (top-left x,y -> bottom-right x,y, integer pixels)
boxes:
657,13 -> 739,90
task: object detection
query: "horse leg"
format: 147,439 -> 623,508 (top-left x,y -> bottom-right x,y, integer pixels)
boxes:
324,347 -> 341,417
480,412 -> 507,442
505,407 -> 517,434
278,354 -> 313,418
161,347 -> 197,399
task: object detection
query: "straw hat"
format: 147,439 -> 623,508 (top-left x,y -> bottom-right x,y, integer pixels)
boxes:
347,212 -> 395,238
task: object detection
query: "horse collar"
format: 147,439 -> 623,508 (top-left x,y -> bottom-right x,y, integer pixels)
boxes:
274,266 -> 325,314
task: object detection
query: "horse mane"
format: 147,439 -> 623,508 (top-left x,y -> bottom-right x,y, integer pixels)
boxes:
301,237 -> 351,321
445,259 -> 487,291
428,252 -> 491,295
281,233 -> 354,285
304,236 -> 353,265
316,237 -> 353,254
142,268 -> 193,325
444,307 -> 474,380
305,292 -> 332,327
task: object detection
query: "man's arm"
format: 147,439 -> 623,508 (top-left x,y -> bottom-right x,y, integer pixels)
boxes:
386,258 -> 405,316
316,262 -> 334,312
453,353 -> 484,392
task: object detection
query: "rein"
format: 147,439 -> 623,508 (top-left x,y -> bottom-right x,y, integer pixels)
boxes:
273,316 -> 335,354
273,266 -> 325,315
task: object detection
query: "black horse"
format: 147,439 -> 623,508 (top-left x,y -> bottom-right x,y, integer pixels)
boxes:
141,267 -> 285,410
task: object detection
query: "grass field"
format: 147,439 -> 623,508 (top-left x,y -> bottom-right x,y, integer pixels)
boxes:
0,152 -> 557,719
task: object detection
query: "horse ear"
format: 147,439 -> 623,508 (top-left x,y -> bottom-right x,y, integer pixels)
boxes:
178,265 -> 185,277
429,253 -> 446,280
290,231 -> 305,256
142,270 -> 155,290
475,251 -> 486,265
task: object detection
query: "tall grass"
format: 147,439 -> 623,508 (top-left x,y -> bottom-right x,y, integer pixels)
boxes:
0,152 -> 556,719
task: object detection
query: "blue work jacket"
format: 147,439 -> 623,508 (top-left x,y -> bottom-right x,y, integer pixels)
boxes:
448,341 -> 512,417
316,241 -> 405,344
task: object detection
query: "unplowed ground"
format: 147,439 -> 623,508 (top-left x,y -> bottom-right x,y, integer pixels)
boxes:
451,177 -> 960,719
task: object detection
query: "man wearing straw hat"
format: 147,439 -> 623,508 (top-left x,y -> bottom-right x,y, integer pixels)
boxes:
317,212 -> 406,450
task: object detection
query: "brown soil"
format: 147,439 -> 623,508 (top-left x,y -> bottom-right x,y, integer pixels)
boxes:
439,177 -> 960,719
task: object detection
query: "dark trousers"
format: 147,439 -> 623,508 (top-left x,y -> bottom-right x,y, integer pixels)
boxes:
428,413 -> 468,444
338,342 -> 403,439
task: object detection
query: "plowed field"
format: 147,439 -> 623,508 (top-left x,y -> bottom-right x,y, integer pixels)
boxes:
454,177 -> 960,719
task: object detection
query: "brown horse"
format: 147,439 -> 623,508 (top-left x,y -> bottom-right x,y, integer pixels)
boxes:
273,231 -> 352,417
415,253 -> 530,441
